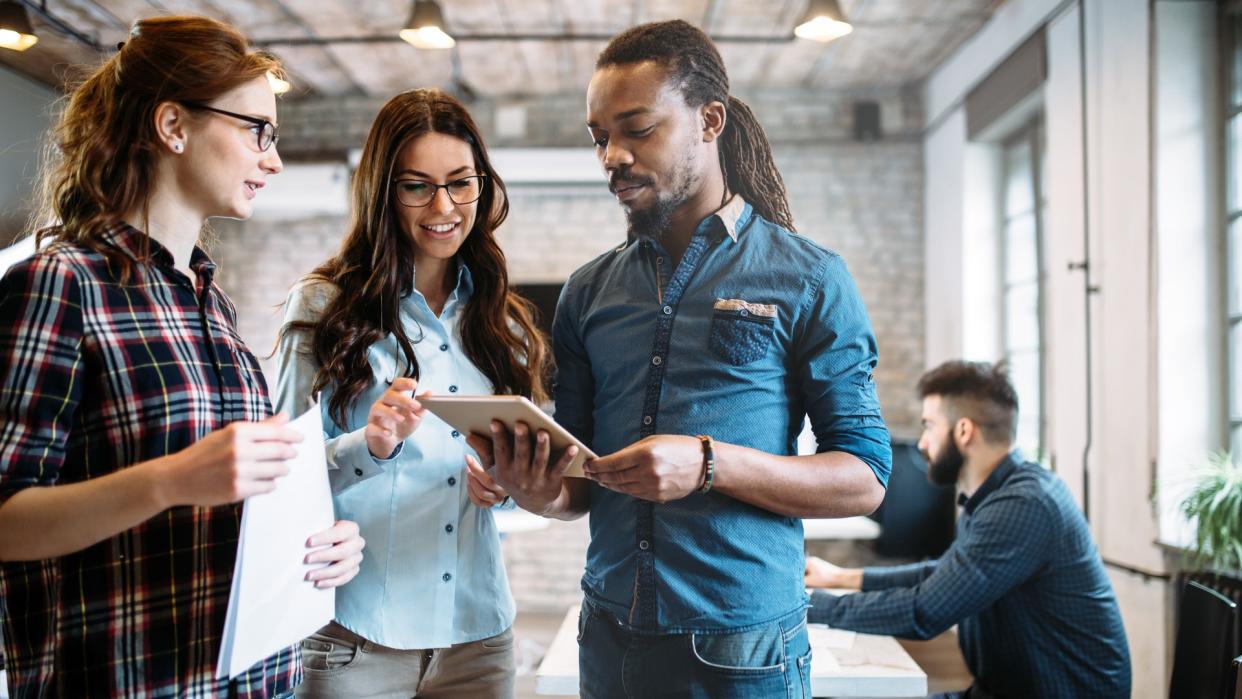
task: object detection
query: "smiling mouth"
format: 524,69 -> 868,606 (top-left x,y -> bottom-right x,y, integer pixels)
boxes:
421,222 -> 460,234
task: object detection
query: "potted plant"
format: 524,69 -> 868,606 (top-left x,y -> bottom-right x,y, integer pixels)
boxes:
1180,451 -> 1242,575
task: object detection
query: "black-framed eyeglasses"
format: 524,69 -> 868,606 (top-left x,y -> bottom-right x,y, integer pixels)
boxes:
182,102 -> 279,152
392,175 -> 487,208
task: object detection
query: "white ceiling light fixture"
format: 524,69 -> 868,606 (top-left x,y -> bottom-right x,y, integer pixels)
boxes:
399,0 -> 455,50
0,1 -> 38,52
794,0 -> 853,43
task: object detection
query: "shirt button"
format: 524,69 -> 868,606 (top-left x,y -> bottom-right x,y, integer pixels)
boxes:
642,415 -> 653,426
639,540 -> 650,551
449,385 -> 459,393
445,524 -> 454,533
652,356 -> 662,366
448,477 -> 457,486
439,343 -> 449,351
354,468 -> 364,476
656,257 -> 663,265
662,305 -> 672,315
451,430 -> 460,438
442,573 -> 452,582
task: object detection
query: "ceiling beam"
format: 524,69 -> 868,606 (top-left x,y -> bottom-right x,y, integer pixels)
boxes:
252,31 -> 796,47
19,0 -> 105,52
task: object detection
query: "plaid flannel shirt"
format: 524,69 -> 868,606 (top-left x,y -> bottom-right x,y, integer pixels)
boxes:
0,225 -> 299,698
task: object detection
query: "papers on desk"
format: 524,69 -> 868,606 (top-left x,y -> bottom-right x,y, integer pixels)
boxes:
216,401 -> 336,679
809,623 -> 857,651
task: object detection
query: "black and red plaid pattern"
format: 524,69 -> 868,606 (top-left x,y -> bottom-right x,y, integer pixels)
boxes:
0,225 -> 300,698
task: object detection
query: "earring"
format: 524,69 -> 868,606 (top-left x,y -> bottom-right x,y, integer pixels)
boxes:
172,142 -> 183,153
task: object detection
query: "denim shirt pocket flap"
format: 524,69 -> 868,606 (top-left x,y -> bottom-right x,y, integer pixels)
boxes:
709,298 -> 777,366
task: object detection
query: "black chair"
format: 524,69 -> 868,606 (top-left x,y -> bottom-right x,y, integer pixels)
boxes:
868,441 -> 955,559
1168,579 -> 1240,699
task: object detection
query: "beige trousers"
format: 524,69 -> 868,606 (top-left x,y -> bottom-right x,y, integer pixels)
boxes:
294,621 -> 516,699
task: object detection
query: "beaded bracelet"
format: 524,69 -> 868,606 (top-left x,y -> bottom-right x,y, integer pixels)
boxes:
696,435 -> 716,494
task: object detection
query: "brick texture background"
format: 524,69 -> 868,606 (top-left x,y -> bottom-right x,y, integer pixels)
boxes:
211,86 -> 924,613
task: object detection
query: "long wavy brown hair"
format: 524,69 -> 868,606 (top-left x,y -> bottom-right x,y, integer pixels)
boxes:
31,16 -> 283,278
289,89 -> 550,427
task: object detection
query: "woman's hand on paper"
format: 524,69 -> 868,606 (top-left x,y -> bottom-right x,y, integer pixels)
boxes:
157,413 -> 302,507
304,519 -> 366,589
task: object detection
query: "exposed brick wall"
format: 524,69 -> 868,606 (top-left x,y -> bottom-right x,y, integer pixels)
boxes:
211,86 -> 924,613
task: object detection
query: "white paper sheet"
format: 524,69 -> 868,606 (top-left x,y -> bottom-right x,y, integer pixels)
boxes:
216,401 -> 336,679
808,622 -> 857,651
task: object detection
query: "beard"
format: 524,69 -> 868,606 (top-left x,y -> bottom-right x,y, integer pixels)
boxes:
924,434 -> 965,487
612,152 -> 698,242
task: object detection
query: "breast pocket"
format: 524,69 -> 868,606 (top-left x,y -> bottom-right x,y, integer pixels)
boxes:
709,298 -> 777,366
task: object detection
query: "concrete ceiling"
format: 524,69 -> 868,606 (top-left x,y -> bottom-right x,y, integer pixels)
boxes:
1,0 -> 1000,99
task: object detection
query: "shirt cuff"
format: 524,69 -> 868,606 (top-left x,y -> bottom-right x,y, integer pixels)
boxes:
806,589 -> 841,625
326,428 -> 403,494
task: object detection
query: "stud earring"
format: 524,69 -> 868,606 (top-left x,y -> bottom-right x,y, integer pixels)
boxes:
172,142 -> 183,153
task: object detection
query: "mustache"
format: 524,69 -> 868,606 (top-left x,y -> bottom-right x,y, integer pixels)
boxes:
608,171 -> 652,194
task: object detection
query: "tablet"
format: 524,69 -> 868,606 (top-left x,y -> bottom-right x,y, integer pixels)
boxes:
419,395 -> 593,478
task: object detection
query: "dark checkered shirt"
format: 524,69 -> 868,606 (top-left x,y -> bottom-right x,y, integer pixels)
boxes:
0,225 -> 299,698
809,454 -> 1131,698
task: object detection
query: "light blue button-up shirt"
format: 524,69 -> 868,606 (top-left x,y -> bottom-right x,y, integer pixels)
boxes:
273,267 -> 514,650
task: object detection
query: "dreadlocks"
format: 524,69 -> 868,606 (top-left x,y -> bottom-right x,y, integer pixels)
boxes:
596,19 -> 795,232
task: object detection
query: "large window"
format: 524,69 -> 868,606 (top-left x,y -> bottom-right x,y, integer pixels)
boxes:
1226,10 -> 1242,457
1001,120 -> 1047,460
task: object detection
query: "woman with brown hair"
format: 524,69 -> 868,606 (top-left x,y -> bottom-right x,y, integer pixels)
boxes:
0,16 -> 364,698
273,88 -> 561,697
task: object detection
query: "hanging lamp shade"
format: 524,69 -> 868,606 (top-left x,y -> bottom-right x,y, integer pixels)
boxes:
0,2 -> 38,52
794,0 -> 853,43
399,0 -> 455,49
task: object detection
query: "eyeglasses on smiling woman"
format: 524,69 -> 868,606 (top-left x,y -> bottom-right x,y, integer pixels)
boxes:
391,175 -> 487,208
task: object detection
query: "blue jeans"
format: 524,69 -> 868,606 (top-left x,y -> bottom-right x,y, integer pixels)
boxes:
577,600 -> 812,698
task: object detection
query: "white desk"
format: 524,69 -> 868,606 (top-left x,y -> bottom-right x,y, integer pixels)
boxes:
802,516 -> 881,540
535,605 -> 926,697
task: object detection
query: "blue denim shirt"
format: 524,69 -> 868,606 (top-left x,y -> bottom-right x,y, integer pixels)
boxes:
553,197 -> 891,634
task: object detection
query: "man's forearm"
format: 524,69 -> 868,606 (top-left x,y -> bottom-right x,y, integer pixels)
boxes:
710,444 -> 884,518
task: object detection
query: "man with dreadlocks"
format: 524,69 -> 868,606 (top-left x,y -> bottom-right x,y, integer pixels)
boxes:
471,19 -> 891,698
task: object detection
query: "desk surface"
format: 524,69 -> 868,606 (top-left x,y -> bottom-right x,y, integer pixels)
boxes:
802,516 -> 882,540
535,605 -> 926,697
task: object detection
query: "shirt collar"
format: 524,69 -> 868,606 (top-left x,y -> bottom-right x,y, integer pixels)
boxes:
695,194 -> 750,242
102,223 -> 218,281
405,259 -> 474,306
959,451 -> 1021,514
626,195 -> 752,253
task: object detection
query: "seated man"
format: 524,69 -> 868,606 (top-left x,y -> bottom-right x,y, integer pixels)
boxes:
806,360 -> 1131,699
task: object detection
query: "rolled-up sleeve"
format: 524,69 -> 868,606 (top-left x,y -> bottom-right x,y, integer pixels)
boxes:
794,254 -> 891,486
273,280 -> 401,495
0,255 -> 84,505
